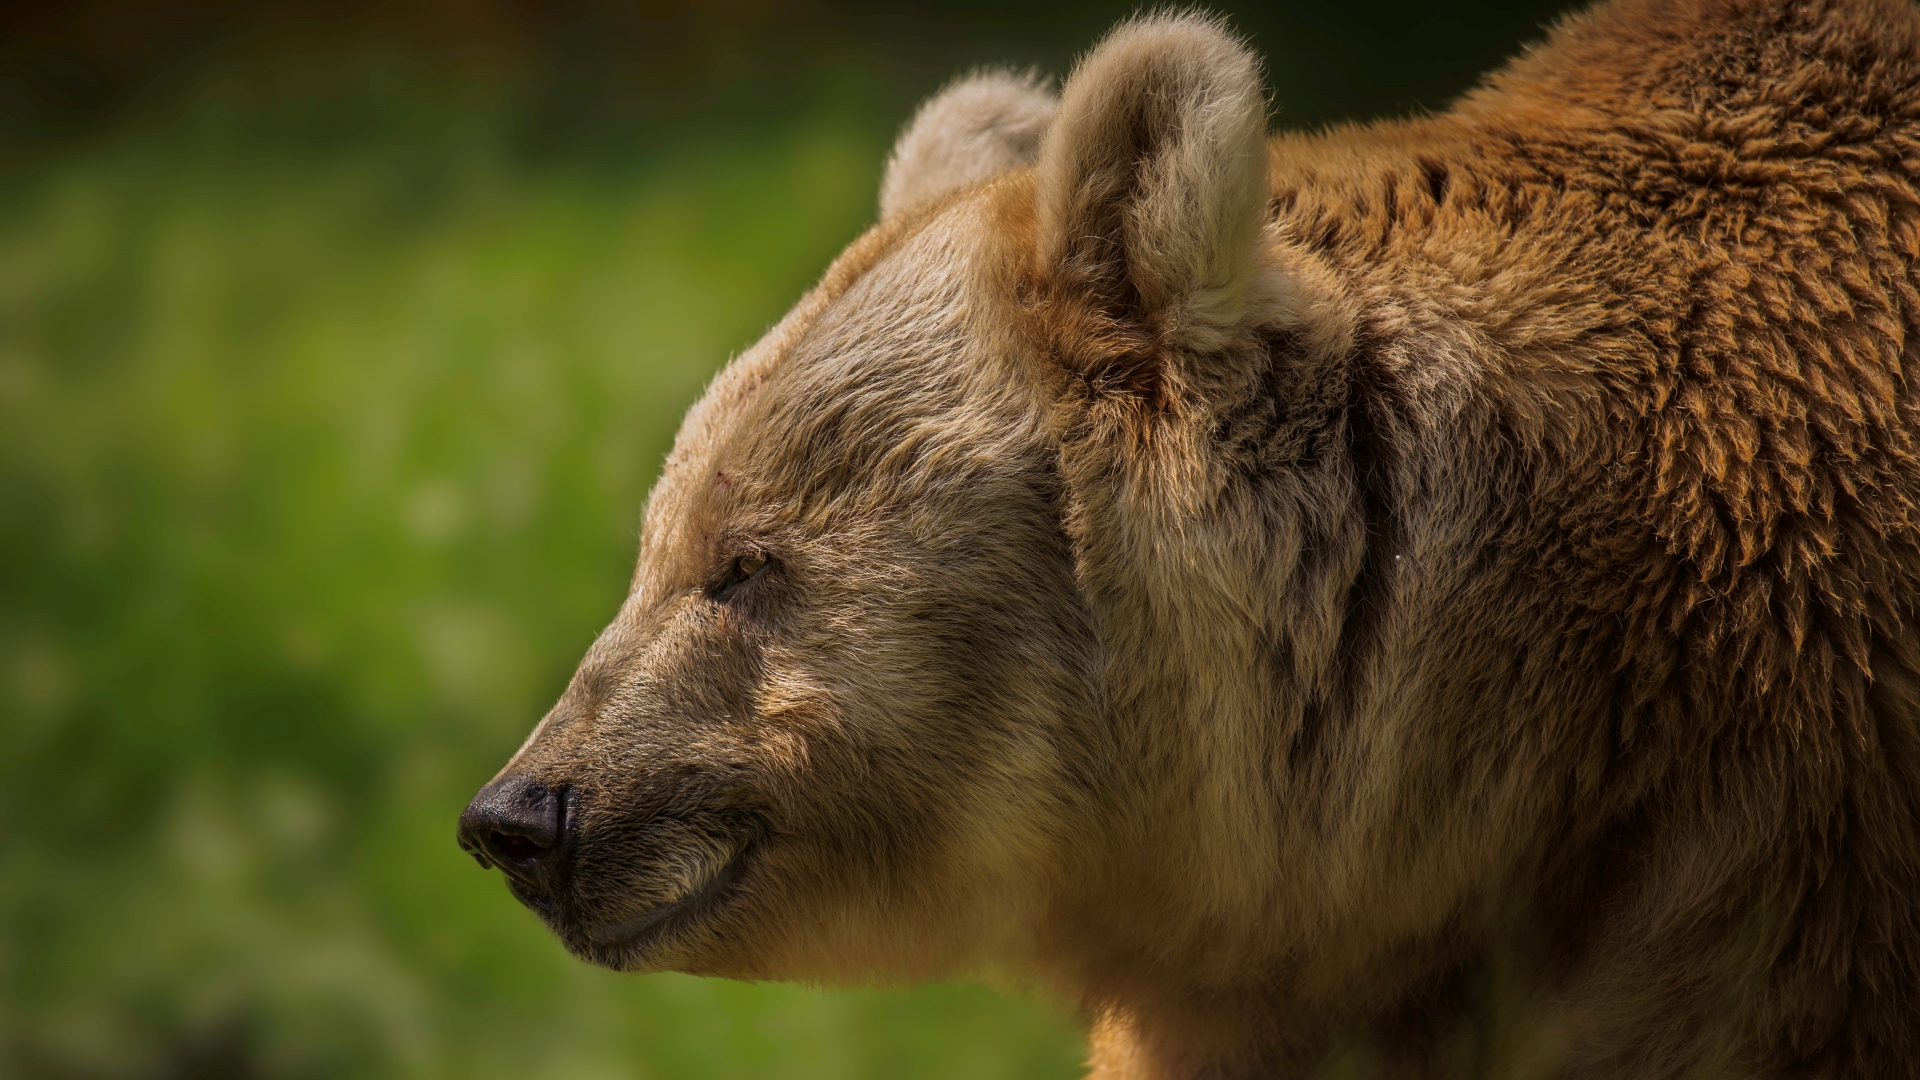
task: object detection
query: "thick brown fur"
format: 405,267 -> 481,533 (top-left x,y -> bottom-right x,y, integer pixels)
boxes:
471,1 -> 1920,1075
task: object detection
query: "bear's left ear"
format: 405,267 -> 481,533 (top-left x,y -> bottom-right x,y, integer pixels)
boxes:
1032,15 -> 1271,362
880,71 -> 1057,219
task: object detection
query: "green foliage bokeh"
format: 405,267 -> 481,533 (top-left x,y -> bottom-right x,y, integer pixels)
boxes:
0,3 -> 1571,1076
0,95 -> 1096,1077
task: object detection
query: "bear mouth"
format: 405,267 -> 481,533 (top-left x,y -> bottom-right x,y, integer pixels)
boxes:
582,832 -> 758,957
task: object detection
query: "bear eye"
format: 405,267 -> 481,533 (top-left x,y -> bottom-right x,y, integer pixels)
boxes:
713,553 -> 771,599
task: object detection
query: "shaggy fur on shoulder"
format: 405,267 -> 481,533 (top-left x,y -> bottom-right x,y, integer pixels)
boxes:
466,1 -> 1920,1076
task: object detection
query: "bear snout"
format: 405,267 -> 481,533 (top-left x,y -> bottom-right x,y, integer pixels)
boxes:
458,774 -> 575,906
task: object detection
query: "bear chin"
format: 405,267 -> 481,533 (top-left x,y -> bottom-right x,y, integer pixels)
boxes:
577,836 -> 760,968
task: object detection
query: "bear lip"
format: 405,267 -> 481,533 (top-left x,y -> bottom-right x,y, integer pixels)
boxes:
585,833 -> 758,950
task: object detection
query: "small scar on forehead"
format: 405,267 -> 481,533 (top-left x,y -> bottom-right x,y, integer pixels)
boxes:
716,470 -> 731,487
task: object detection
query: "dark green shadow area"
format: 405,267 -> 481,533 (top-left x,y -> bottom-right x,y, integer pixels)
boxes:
0,2 -> 1572,1076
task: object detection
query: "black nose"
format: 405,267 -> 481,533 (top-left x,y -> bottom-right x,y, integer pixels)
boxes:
458,775 -> 571,898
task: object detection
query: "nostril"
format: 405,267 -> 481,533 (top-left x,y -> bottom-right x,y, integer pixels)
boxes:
458,774 -> 572,886
491,831 -> 545,864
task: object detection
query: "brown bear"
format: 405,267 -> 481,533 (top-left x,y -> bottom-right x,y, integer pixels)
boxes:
459,0 -> 1920,1075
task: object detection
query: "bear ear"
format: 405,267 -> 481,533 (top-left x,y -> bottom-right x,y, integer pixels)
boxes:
879,70 -> 1057,219
1033,14 -> 1270,358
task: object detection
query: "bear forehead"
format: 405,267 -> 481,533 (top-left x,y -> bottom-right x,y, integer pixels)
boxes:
638,186 -> 1038,574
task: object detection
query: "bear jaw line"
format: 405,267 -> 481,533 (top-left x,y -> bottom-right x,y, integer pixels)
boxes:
585,833 -> 757,952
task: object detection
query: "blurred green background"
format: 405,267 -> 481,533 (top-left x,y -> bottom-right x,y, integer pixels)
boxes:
0,2 -> 1572,1076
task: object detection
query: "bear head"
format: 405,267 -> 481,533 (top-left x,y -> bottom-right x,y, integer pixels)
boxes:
458,14 -> 1316,986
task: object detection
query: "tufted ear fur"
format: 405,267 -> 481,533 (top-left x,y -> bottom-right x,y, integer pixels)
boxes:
880,71 -> 1057,219
1033,14 -> 1271,361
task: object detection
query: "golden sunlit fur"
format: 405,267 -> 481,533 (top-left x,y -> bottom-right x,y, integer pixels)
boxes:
479,1 -> 1920,1075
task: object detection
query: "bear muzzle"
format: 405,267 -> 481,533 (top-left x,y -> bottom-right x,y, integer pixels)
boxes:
461,761 -> 770,969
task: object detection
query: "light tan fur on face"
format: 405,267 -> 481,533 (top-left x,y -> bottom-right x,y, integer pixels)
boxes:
482,2 -> 1920,1076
